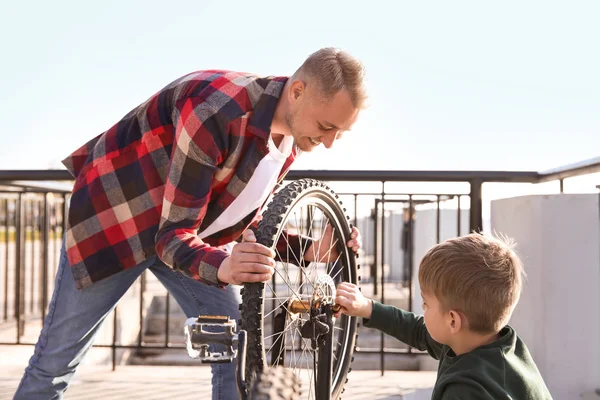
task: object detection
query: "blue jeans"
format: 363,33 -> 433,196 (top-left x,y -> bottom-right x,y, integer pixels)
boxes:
14,241 -> 241,400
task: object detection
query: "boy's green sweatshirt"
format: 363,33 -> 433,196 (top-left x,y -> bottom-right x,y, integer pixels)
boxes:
363,301 -> 553,399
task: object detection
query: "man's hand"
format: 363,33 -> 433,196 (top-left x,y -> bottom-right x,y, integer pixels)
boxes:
334,282 -> 373,319
217,230 -> 276,285
305,225 -> 362,263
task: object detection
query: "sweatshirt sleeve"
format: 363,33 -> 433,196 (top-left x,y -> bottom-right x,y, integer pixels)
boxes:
363,301 -> 444,360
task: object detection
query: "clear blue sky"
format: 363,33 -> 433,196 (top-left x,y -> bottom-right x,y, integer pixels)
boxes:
1,0 -> 598,172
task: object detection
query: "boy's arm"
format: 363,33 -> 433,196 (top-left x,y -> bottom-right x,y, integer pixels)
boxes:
363,301 -> 444,360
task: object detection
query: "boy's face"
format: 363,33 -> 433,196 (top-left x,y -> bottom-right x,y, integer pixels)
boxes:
421,291 -> 452,344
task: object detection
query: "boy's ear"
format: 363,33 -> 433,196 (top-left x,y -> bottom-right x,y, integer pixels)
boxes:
448,310 -> 463,334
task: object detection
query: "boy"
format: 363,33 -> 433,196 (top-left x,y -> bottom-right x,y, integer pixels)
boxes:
335,233 -> 552,399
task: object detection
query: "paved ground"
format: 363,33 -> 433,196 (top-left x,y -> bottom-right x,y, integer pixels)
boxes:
2,357 -> 436,400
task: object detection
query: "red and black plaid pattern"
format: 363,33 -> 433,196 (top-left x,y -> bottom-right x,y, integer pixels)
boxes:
62,71 -> 300,290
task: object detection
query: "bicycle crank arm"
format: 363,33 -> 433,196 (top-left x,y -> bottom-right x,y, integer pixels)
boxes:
184,315 -> 238,363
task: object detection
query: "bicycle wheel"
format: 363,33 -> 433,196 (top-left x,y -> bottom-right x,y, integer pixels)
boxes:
241,179 -> 359,400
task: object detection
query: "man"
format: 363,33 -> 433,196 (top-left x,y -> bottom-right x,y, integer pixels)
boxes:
14,47 -> 366,399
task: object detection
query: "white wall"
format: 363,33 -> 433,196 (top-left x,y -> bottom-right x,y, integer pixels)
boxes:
491,194 -> 600,399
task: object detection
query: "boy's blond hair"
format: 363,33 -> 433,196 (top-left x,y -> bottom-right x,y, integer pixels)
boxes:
294,47 -> 367,109
418,233 -> 524,334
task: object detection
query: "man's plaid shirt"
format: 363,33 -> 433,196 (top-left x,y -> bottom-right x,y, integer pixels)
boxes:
62,70 -> 305,290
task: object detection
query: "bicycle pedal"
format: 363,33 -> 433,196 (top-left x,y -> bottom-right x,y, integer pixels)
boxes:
197,348 -> 236,364
184,315 -> 238,363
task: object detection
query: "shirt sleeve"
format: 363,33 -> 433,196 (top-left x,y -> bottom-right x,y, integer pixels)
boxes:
363,301 -> 444,359
441,383 -> 494,400
154,97 -> 230,287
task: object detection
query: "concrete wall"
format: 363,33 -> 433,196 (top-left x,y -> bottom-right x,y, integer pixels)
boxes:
491,194 -> 600,399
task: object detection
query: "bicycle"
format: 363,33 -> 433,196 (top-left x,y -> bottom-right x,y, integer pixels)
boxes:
184,178 -> 360,400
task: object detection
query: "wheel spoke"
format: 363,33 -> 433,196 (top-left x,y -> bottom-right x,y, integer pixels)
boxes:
278,233 -> 316,292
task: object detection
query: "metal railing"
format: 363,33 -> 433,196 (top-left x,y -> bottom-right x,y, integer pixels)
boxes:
1,156 -> 599,374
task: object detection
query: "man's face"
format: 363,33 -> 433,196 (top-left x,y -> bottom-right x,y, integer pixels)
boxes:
285,81 -> 359,152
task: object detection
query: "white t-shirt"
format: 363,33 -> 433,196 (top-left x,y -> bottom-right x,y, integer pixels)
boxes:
198,134 -> 294,239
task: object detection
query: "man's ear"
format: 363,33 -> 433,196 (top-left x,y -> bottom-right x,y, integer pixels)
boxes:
289,80 -> 305,102
448,310 -> 463,334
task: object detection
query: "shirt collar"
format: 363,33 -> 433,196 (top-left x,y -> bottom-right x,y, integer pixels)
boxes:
247,76 -> 288,140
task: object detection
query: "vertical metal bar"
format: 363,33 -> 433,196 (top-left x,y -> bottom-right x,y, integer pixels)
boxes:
380,182 -> 386,376
436,195 -> 441,244
387,206 -> 394,282
353,194 -> 359,284
408,195 -> 414,308
37,199 -> 42,314
469,180 -> 483,233
62,193 -> 68,237
59,193 -> 68,279
353,194 -> 358,227
4,198 -> 9,321
112,306 -> 118,371
29,199 -> 35,315
36,199 -> 43,315
41,195 -> 49,321
165,292 -> 171,346
407,195 -> 414,356
372,199 -> 379,295
559,179 -> 564,193
53,200 -> 59,277
15,193 -> 24,343
457,196 -> 462,236
34,199 -> 40,314
138,272 -> 145,347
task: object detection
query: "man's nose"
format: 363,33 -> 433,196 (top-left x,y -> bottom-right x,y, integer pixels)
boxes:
322,131 -> 339,149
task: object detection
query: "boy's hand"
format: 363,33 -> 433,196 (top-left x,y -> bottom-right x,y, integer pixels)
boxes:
334,282 -> 373,319
217,230 -> 276,285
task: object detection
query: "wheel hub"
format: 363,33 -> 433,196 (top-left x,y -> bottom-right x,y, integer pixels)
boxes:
288,274 -> 337,315
311,274 -> 336,309
293,274 -> 337,342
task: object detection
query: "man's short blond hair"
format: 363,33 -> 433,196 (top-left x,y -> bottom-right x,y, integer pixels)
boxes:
418,233 -> 525,334
294,47 -> 367,109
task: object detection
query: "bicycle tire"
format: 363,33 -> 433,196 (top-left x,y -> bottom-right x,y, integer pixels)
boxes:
248,366 -> 302,400
240,178 -> 359,400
